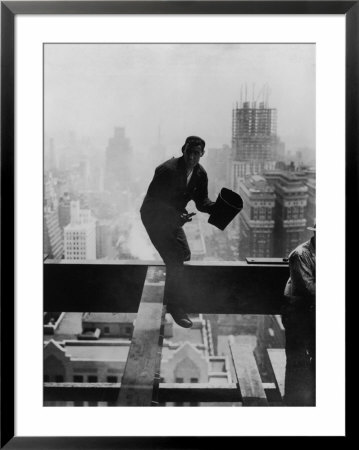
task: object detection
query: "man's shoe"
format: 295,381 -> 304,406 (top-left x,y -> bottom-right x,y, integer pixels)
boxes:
167,305 -> 193,328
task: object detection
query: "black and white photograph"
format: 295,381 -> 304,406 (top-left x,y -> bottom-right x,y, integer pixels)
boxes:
1,1 -> 352,443
43,42 -> 317,408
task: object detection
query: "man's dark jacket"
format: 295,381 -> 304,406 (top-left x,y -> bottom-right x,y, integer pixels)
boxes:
140,156 -> 214,226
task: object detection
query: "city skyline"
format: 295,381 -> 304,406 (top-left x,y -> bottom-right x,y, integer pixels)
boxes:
45,43 -> 315,156
43,44 -> 317,408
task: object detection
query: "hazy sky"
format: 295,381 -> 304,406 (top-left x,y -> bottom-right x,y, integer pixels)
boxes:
44,43 -> 315,154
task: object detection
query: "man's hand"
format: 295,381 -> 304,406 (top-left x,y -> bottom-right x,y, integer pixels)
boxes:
179,212 -> 196,226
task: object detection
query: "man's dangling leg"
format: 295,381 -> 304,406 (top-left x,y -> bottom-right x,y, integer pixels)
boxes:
141,216 -> 192,328
164,227 -> 192,328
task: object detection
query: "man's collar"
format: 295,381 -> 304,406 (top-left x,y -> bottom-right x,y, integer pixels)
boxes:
178,155 -> 199,174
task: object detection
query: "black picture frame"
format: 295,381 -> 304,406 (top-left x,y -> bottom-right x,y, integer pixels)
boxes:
1,1 -> 353,447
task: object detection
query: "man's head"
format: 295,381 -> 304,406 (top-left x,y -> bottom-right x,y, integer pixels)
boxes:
307,223 -> 316,233
307,222 -> 316,246
182,136 -> 205,170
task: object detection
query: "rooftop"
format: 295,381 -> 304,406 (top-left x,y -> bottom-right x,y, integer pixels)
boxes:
82,312 -> 137,323
64,222 -> 95,231
64,342 -> 129,361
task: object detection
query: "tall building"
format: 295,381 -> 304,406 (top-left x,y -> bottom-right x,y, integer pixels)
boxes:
305,176 -> 316,235
44,209 -> 64,260
64,201 -> 96,261
264,171 -> 308,256
96,220 -> 114,259
104,127 -> 133,194
290,146 -> 316,167
44,174 -> 63,260
231,101 -> 284,188
295,167 -> 316,234
236,175 -> 275,258
295,168 -> 316,239
58,192 -> 71,230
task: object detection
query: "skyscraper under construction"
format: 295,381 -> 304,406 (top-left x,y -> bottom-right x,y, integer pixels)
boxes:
231,100 -> 284,187
232,100 -> 283,160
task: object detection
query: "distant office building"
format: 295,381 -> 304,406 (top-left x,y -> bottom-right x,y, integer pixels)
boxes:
76,158 -> 91,192
292,146 -> 316,167
64,224 -> 96,260
264,171 -> 308,256
44,172 -> 58,207
96,220 -> 114,259
104,127 -> 133,194
231,160 -> 276,192
231,101 -> 285,188
291,169 -> 316,240
236,175 -> 275,258
64,201 -> 96,261
44,208 -> 63,260
69,200 -> 93,225
44,174 -> 63,260
79,191 -> 117,221
305,176 -> 316,236
235,169 -> 313,258
58,192 -> 72,230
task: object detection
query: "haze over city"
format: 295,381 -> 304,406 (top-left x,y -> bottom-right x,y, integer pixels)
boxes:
45,43 -> 315,155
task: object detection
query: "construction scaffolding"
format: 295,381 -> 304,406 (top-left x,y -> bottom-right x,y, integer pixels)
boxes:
232,101 -> 280,162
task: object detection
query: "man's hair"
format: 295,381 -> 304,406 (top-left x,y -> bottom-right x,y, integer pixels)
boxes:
181,136 -> 205,155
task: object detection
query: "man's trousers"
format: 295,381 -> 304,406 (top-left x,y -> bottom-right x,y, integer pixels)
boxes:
141,211 -> 191,307
282,300 -> 316,406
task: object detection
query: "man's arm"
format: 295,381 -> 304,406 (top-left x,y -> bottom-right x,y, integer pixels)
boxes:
142,164 -> 180,223
146,164 -> 172,199
289,252 -> 316,298
193,172 -> 215,214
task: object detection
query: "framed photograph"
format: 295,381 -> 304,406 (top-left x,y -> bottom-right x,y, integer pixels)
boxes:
1,1 -> 352,446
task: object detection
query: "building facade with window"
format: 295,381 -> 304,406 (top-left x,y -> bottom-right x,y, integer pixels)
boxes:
230,101 -> 285,191
44,173 -> 64,260
236,175 -> 275,258
63,200 -> 96,260
81,313 -> 136,338
264,171 -> 308,256
44,314 -> 232,406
